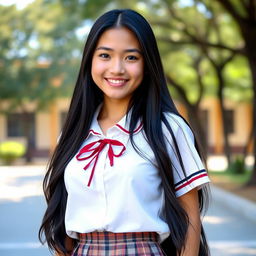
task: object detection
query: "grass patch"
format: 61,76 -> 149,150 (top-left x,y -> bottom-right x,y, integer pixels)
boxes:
209,170 -> 251,186
209,170 -> 256,203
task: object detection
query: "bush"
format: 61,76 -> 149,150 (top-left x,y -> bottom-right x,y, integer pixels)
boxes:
0,141 -> 26,165
228,155 -> 246,174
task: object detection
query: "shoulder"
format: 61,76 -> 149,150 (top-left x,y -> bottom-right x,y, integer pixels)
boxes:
162,112 -> 194,140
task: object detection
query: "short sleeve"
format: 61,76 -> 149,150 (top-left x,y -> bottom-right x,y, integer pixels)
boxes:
163,113 -> 210,197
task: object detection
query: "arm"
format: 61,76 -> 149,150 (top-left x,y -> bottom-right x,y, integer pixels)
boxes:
178,188 -> 201,256
55,236 -> 75,256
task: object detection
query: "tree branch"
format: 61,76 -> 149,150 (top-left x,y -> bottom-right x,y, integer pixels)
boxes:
221,52 -> 236,68
201,1 -> 215,39
193,56 -> 205,107
200,38 -> 236,71
165,74 -> 190,106
241,0 -> 249,10
150,20 -> 179,31
248,0 -> 256,20
157,36 -> 245,55
162,0 -> 201,37
160,2 -> 245,55
215,0 -> 244,22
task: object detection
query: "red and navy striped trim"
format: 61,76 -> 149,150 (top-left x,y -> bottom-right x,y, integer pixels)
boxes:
87,122 -> 143,138
85,129 -> 102,139
115,121 -> 143,134
88,129 -> 101,136
175,169 -> 208,192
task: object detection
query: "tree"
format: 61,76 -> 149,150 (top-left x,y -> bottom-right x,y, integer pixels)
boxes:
200,0 -> 256,185
56,0 -> 255,181
197,2 -> 237,165
152,0 -> 255,183
58,0 -> 216,154
58,0 -> 253,165
0,0 -> 82,161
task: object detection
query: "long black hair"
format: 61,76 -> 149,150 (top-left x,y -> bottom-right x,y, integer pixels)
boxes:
39,9 -> 210,255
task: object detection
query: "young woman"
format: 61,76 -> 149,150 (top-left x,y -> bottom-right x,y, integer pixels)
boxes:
39,9 -> 210,256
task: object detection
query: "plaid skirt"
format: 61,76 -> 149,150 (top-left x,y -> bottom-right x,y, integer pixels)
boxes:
71,231 -> 165,256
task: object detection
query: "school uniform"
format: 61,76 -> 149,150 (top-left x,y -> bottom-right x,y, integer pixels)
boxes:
64,105 -> 210,256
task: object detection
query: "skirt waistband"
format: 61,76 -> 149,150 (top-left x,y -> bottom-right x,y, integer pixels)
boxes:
79,232 -> 158,244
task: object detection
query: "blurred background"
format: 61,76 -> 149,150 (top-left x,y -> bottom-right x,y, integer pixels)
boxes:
0,0 -> 255,256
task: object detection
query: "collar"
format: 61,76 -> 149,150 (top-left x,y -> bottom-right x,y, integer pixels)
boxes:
87,104 -> 143,139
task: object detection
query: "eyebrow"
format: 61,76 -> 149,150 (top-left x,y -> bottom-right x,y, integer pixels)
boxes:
95,46 -> 142,54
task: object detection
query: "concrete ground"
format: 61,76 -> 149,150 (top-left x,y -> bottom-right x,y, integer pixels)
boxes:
204,199 -> 256,256
0,166 -> 48,256
0,165 -> 256,256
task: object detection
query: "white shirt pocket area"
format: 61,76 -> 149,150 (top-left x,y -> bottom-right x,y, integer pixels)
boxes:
162,113 -> 210,198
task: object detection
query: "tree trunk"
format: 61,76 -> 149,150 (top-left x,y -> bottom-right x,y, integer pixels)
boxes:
21,111 -> 34,163
246,55 -> 256,185
215,0 -> 256,185
185,104 -> 208,157
165,75 -> 208,156
216,68 -> 232,166
241,27 -> 256,186
242,126 -> 253,157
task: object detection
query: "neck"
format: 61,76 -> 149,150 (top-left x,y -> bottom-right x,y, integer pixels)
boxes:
98,99 -> 129,123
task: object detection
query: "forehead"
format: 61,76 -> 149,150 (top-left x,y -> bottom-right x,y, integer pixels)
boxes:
96,27 -> 141,49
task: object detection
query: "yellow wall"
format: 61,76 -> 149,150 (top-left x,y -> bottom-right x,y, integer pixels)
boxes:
36,112 -> 51,149
228,101 -> 252,146
0,97 -> 252,155
0,115 -> 6,141
200,98 -> 223,153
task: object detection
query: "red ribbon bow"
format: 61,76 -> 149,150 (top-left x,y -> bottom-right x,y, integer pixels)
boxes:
76,139 -> 126,186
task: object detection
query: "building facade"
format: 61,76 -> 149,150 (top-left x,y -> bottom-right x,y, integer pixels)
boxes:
0,97 -> 252,159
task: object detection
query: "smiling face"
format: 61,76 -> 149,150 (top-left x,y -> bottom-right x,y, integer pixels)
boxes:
91,27 -> 144,106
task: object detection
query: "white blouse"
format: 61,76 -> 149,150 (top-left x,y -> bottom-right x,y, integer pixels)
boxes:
64,106 -> 210,242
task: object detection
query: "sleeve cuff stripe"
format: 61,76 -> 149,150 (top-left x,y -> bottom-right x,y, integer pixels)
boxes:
175,172 -> 208,192
174,169 -> 206,187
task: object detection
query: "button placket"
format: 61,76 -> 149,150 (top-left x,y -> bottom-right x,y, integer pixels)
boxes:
97,145 -> 108,230
101,144 -> 113,230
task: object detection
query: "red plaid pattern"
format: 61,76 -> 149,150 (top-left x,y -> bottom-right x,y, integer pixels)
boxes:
71,232 -> 165,256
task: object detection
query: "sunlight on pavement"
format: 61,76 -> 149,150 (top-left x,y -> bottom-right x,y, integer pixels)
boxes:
227,248 -> 256,255
207,156 -> 228,171
207,155 -> 253,171
0,242 -> 44,249
203,215 -> 229,224
210,240 -> 256,255
0,166 -> 46,202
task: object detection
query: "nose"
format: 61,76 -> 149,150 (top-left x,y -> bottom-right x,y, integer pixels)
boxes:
110,58 -> 125,74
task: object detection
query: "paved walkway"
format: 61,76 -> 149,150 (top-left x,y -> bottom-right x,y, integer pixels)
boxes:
0,166 -> 255,256
0,166 -> 48,256
204,200 -> 256,256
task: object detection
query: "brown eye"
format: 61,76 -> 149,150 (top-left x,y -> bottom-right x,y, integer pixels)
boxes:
99,53 -> 110,59
126,55 -> 138,61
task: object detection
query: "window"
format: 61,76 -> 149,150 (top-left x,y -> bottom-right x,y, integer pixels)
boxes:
7,113 -> 35,147
225,109 -> 234,134
199,109 -> 209,141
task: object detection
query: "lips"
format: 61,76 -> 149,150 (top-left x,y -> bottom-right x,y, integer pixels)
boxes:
105,78 -> 128,87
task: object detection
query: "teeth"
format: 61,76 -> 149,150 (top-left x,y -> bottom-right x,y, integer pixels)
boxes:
108,79 -> 126,84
